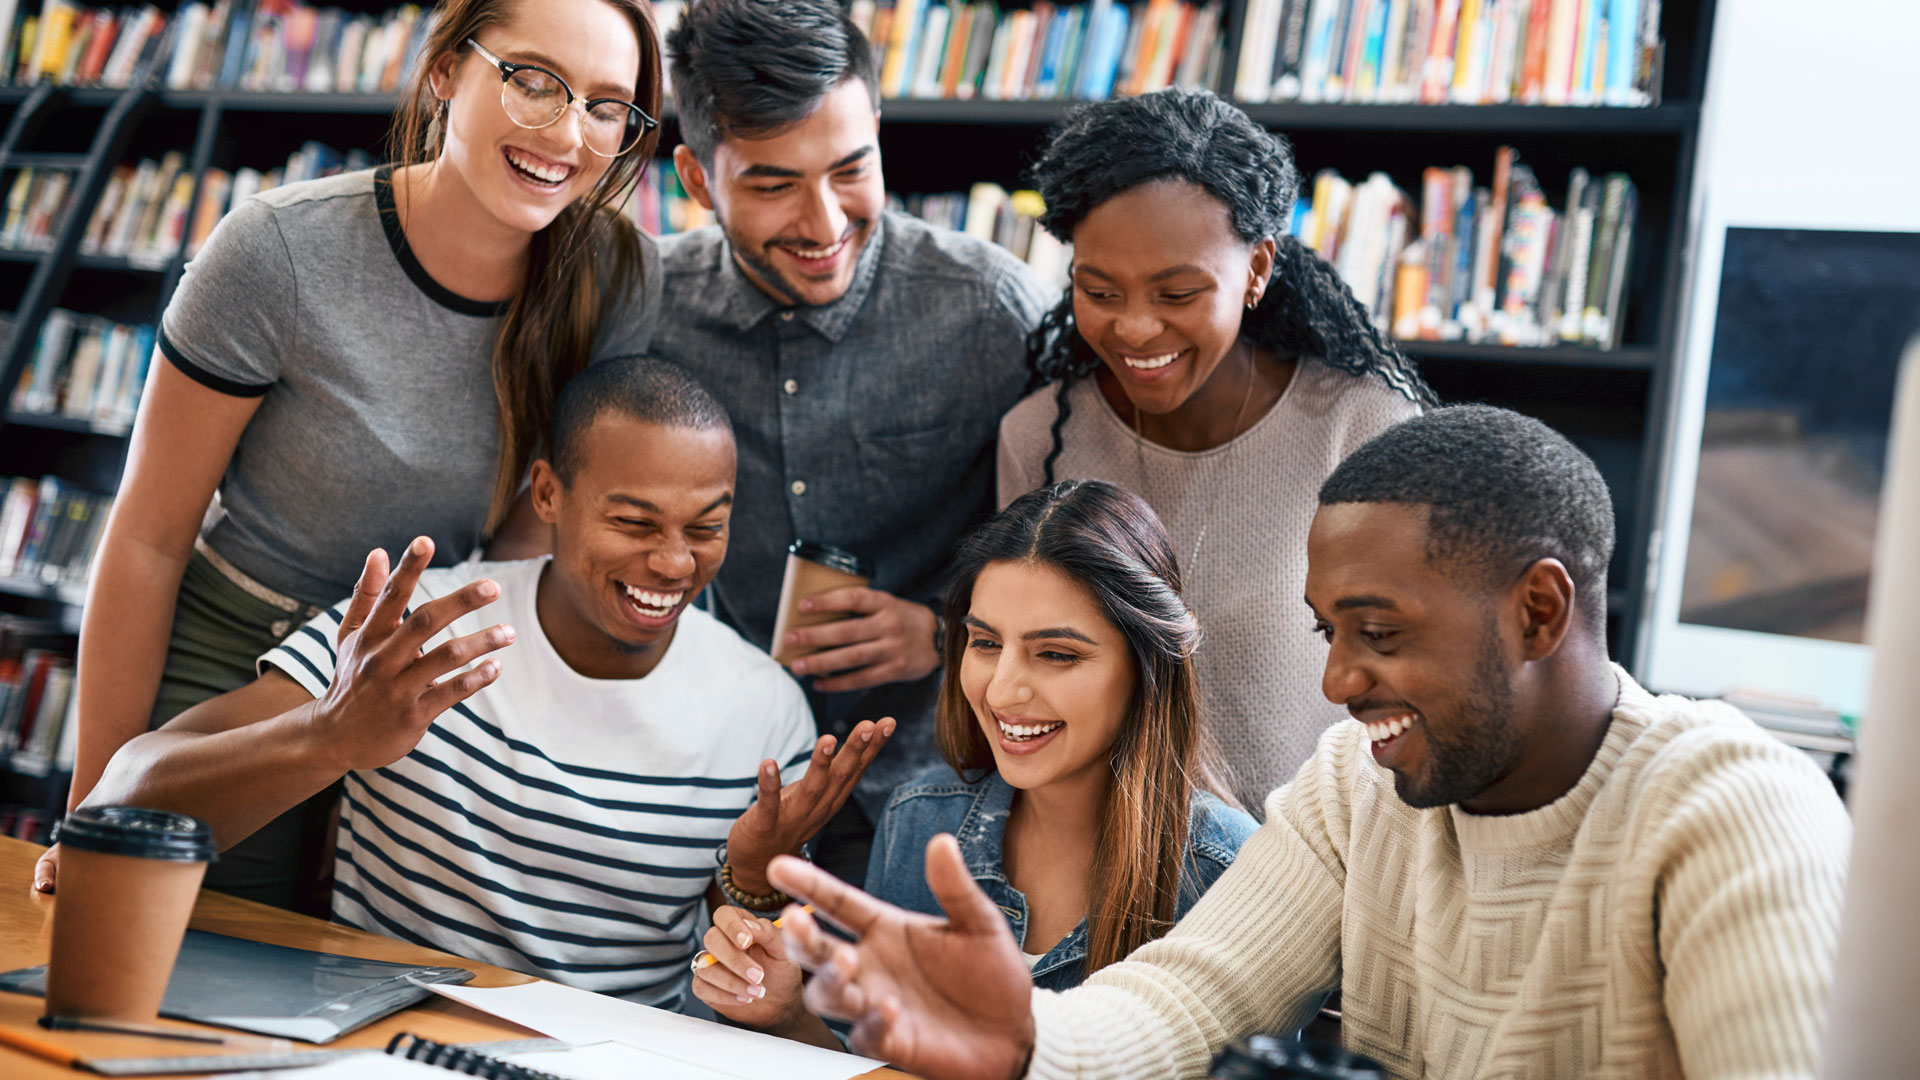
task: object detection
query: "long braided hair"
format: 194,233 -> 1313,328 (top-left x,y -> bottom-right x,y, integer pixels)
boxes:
1026,88 -> 1437,482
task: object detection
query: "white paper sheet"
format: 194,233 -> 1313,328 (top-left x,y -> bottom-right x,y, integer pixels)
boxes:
507,1040 -> 742,1080
422,980 -> 885,1080
233,1042 -> 736,1080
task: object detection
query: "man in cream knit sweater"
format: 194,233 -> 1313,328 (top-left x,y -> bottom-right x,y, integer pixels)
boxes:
764,406 -> 1853,1080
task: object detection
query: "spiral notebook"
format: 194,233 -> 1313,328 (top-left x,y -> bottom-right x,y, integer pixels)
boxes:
245,1033 -> 744,1080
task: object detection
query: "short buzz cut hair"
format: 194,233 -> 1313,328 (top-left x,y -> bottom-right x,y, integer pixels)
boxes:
666,0 -> 880,164
1318,406 -> 1617,633
549,358 -> 731,482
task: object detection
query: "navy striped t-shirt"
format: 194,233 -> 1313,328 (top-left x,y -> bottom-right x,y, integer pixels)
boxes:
259,557 -> 814,1010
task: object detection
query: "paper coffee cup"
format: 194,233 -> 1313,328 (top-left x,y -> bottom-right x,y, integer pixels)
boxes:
771,541 -> 875,667
46,806 -> 217,1021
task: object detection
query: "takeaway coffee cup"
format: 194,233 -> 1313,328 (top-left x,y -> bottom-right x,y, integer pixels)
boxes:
46,806 -> 217,1021
771,541 -> 876,667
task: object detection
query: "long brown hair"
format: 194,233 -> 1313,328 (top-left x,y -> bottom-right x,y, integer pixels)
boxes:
934,480 -> 1237,974
389,0 -> 663,530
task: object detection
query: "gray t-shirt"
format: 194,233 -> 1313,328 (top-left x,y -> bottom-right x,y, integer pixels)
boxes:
160,167 -> 660,606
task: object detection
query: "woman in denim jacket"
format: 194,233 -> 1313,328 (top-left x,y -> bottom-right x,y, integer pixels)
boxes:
692,479 -> 1255,1045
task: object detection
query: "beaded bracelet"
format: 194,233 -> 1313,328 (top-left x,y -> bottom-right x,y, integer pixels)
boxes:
718,859 -> 791,912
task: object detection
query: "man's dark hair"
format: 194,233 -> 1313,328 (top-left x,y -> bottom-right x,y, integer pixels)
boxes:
1318,406 -> 1617,634
666,0 -> 880,164
550,358 -> 731,482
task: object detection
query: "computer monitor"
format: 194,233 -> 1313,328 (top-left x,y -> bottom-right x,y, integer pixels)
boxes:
1640,222 -> 1920,718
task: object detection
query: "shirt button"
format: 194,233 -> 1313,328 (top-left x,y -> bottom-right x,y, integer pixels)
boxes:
784,379 -> 799,395
779,310 -> 795,321
790,480 -> 807,496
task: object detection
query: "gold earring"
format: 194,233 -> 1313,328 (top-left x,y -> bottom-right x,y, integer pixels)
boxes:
426,96 -> 448,148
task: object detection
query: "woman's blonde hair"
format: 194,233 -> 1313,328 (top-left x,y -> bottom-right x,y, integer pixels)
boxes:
934,480 -> 1238,974
389,0 -> 663,530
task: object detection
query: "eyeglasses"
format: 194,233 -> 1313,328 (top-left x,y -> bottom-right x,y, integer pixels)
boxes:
466,38 -> 657,158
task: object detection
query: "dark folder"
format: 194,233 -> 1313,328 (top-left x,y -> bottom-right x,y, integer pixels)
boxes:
0,929 -> 474,1042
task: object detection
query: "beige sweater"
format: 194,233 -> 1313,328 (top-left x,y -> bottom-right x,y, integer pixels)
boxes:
998,363 -> 1420,810
1027,670 -> 1852,1079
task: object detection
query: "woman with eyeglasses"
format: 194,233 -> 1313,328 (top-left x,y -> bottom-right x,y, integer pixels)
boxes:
34,0 -> 665,910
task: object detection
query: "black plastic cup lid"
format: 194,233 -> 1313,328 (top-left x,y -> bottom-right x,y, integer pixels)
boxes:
788,541 -> 874,579
1209,1036 -> 1386,1079
53,806 -> 218,863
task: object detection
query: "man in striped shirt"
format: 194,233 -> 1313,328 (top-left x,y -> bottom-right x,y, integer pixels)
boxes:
86,359 -> 895,1010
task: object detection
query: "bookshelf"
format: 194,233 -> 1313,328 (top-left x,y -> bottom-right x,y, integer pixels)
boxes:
0,0 -> 1717,826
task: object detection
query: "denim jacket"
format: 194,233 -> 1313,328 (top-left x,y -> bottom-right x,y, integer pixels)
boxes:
862,765 -> 1258,991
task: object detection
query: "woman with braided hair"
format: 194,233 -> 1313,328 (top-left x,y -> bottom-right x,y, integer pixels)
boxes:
998,87 -> 1436,811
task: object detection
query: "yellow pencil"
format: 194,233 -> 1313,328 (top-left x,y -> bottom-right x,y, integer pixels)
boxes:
693,905 -> 816,970
773,903 -> 816,929
0,1023 -> 84,1069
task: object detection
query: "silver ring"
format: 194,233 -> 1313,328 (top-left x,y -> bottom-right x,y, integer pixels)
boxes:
690,950 -> 713,973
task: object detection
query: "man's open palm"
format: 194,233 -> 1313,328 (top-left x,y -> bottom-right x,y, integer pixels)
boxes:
769,836 -> 1035,1080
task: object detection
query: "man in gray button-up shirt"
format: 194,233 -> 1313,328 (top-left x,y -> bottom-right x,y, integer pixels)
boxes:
650,0 -> 1053,880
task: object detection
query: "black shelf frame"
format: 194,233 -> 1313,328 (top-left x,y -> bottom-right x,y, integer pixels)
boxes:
4,410 -> 131,437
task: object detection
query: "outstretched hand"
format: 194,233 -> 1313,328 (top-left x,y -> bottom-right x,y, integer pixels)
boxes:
770,836 -> 1036,1080
313,537 -> 513,772
726,717 -> 897,893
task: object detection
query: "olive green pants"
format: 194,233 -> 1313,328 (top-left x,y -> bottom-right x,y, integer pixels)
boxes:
148,551 -> 338,915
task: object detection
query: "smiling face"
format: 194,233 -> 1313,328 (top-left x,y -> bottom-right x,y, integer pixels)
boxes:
531,414 -> 734,676
432,0 -> 644,235
958,560 -> 1137,793
1070,178 -> 1275,417
673,78 -> 885,307
1305,501 -> 1529,810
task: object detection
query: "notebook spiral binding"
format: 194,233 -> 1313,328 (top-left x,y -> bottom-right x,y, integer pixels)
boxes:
385,1032 -> 569,1079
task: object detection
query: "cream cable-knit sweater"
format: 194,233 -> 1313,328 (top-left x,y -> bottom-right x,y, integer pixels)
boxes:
1027,669 -> 1852,1079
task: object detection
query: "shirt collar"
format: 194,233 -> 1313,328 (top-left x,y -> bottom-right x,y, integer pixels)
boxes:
706,213 -> 887,343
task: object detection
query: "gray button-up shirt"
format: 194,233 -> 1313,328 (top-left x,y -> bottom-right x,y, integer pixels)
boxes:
651,212 -> 1054,816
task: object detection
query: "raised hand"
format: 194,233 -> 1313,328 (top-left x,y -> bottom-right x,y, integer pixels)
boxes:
770,836 -> 1036,1080
312,537 -> 514,772
785,589 -> 939,692
725,716 -> 897,894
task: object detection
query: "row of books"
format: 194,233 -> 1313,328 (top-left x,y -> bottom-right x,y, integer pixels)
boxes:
850,0 -> 1227,102
6,152 -> 207,265
0,630 -> 76,779
1294,149 -> 1636,347
0,165 -> 72,252
10,309 -> 152,428
1235,0 -> 1660,106
0,477 -> 111,594
892,184 -> 1071,288
165,0 -> 431,94
0,0 -> 433,93
178,140 -> 373,255
3,0 -> 1660,107
0,0 -> 167,88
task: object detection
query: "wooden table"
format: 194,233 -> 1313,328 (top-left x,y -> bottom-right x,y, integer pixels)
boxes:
0,836 -> 902,1078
